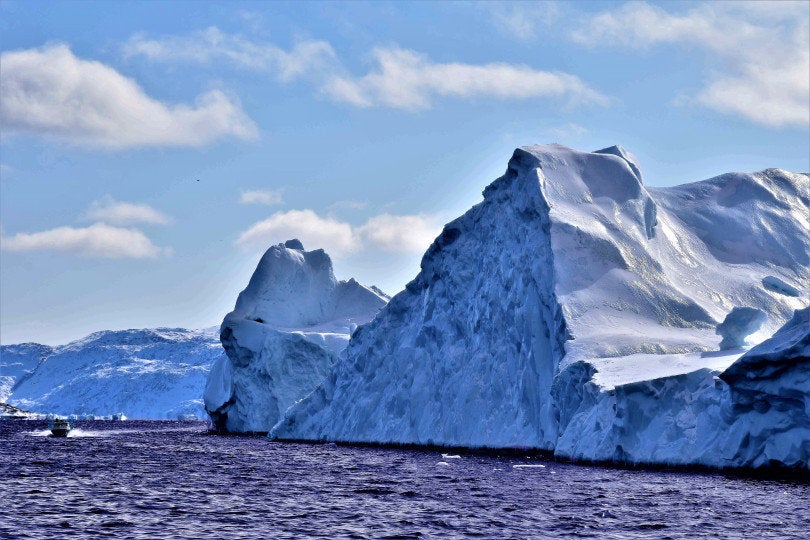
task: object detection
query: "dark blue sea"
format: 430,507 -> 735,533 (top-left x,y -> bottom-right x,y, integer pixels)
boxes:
1,420 -> 807,539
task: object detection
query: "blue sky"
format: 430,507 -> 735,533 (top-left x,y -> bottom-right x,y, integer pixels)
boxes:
1,0 -> 808,345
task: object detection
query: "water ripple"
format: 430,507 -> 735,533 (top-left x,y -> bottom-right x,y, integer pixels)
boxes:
1,420 -> 808,539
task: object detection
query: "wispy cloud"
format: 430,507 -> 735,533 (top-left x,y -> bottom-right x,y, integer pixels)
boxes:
84,196 -> 171,226
327,199 -> 368,213
239,189 -> 284,206
0,44 -> 258,148
487,1 -> 563,42
542,122 -> 589,142
124,27 -> 336,82
572,1 -> 809,127
323,47 -> 608,110
236,209 -> 442,255
1,223 -> 168,258
123,28 -> 607,112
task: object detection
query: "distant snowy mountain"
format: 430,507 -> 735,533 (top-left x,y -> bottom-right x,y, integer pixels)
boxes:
265,144 -> 807,470
2,327 -> 224,419
203,239 -> 388,432
0,342 -> 52,402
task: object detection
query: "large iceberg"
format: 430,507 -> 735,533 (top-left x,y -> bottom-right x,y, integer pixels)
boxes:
204,239 -> 388,432
267,144 -> 807,470
3,327 -> 224,419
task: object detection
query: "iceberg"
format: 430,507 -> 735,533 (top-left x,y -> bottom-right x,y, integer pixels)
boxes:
204,239 -> 388,432
265,144 -> 807,470
3,327 -> 224,419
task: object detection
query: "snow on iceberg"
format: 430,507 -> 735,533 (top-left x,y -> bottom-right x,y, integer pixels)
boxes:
4,327 -> 223,419
205,239 -> 387,432
268,144 -> 807,470
555,308 -> 809,469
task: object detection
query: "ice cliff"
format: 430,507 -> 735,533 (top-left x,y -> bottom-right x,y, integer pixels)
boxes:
2,328 -> 224,419
204,240 -> 388,432
265,144 -> 807,470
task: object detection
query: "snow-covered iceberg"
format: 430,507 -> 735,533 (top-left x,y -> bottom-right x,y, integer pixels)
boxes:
556,308 -> 809,469
268,144 -> 807,470
204,239 -> 388,432
2,327 -> 224,419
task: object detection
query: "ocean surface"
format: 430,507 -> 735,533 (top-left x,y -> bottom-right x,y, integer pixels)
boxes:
1,420 -> 807,539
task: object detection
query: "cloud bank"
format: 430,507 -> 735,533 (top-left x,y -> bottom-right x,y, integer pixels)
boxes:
237,209 -> 442,255
84,196 -> 171,226
124,28 -> 607,111
0,44 -> 258,148
572,1 -> 809,127
1,223 -> 167,259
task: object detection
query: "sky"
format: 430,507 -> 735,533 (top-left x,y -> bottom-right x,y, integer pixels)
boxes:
1,0 -> 808,345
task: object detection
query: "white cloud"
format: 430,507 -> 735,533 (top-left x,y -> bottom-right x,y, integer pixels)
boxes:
237,209 -> 357,253
237,209 -> 442,255
357,214 -> 441,253
0,44 -> 258,148
488,2 -> 563,42
572,1 -> 809,127
239,189 -> 284,206
323,47 -> 608,110
84,196 -> 171,226
124,27 -> 336,82
1,223 -> 167,258
124,28 -> 606,112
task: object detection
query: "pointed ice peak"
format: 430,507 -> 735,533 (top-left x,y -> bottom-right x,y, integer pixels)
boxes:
230,242 -> 386,329
284,239 -> 304,250
594,145 -> 643,183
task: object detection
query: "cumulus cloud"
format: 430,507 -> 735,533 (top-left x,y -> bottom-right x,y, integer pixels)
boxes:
124,27 -> 336,81
237,209 -> 356,253
84,196 -> 171,226
357,214 -> 441,253
237,209 -> 442,255
0,44 -> 258,148
572,1 -> 810,127
239,189 -> 284,205
1,223 -> 167,258
323,47 -> 608,110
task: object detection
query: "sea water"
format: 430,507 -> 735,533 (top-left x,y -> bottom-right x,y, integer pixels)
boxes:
1,420 -> 807,539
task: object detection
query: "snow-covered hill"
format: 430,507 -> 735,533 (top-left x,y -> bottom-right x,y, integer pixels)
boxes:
268,144 -> 808,470
2,327 -> 224,419
203,239 -> 388,432
0,342 -> 52,402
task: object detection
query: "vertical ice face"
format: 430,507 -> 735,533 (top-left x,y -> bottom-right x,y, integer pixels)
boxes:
272,147 -> 575,448
206,240 -> 387,432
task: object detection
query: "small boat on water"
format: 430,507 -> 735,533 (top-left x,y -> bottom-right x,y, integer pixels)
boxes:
49,418 -> 73,437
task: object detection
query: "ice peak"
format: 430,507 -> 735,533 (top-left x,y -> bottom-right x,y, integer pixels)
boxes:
594,145 -> 643,183
229,242 -> 386,329
284,239 -> 304,250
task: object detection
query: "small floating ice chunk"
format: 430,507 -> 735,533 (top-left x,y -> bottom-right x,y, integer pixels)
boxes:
436,461 -> 451,466
512,464 -> 546,469
441,453 -> 461,459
